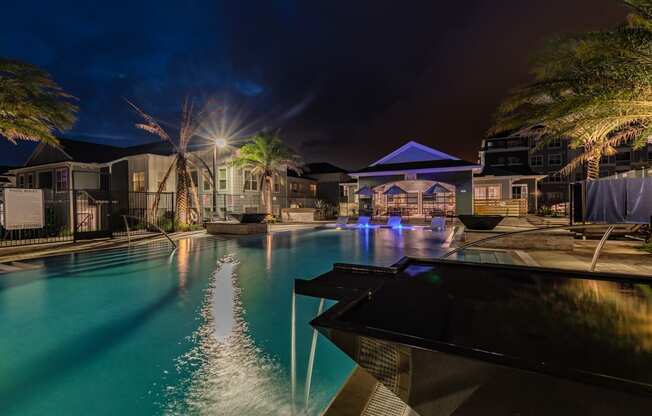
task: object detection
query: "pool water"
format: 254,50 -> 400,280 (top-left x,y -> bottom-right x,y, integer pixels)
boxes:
0,227 -> 463,415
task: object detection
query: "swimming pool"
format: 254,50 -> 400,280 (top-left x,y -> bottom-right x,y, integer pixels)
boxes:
0,227 -> 480,415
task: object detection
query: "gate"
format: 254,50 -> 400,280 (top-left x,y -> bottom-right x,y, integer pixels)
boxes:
73,190 -> 113,240
73,190 -> 176,241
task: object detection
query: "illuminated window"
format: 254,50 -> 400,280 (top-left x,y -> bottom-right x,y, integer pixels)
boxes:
474,185 -> 501,200
218,168 -> 227,190
55,168 -> 69,191
132,171 -> 145,192
309,184 -> 317,194
243,170 -> 257,191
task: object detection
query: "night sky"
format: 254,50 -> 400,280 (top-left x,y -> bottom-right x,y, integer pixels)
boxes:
1,0 -> 627,168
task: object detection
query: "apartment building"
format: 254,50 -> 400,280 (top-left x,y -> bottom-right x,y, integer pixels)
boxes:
479,133 -> 652,209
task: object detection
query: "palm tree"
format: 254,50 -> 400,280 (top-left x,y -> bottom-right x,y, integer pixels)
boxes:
230,133 -> 303,215
0,58 -> 77,145
490,0 -> 652,180
128,98 -> 216,228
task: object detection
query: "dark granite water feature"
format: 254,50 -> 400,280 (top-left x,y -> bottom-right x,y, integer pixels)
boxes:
296,259 -> 652,415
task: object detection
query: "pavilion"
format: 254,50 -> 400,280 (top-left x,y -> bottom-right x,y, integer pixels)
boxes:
340,141 -> 480,218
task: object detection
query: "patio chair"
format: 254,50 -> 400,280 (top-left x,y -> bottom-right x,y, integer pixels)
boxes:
357,216 -> 371,227
430,216 -> 446,231
335,216 -> 349,227
386,215 -> 402,228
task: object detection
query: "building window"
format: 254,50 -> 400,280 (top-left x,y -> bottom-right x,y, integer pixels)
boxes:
548,154 -> 562,166
55,168 -> 69,192
490,156 -> 506,167
243,170 -> 257,191
616,152 -> 631,165
530,155 -> 543,168
507,156 -> 522,166
474,185 -> 501,200
309,184 -> 317,195
17,174 -> 25,188
202,169 -> 212,192
218,168 -> 227,191
546,173 -> 564,183
26,173 -> 34,189
548,138 -> 562,148
132,171 -> 145,192
190,170 -> 199,188
38,171 -> 53,189
273,175 -> 281,193
290,182 -> 299,192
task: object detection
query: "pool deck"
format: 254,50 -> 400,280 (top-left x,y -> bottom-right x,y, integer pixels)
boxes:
0,230 -> 206,268
0,223 -> 327,268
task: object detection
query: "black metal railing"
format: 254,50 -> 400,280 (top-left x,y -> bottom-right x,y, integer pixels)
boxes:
0,188 -> 73,247
0,189 -> 175,247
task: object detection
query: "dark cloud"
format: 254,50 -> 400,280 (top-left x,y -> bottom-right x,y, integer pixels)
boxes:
0,0 -> 627,168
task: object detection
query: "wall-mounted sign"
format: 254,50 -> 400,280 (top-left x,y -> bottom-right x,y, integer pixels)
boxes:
4,188 -> 44,230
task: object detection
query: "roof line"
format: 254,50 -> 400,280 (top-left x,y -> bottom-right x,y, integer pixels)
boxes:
369,140 -> 460,166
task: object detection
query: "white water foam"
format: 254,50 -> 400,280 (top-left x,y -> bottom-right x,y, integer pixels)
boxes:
163,255 -> 295,415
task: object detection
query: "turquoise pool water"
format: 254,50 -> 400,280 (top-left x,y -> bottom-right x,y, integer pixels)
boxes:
0,227 -> 454,415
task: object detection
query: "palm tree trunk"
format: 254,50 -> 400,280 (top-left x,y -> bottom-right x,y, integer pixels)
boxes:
187,166 -> 202,223
265,176 -> 273,216
587,154 -> 601,181
176,157 -> 189,226
259,174 -> 273,215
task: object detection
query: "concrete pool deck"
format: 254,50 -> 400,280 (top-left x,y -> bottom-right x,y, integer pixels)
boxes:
1,220 -> 650,277
0,230 -> 206,267
0,223 -> 328,267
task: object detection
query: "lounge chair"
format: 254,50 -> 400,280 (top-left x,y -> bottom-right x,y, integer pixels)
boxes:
335,216 -> 349,227
430,216 -> 446,231
357,216 -> 371,227
386,215 -> 402,228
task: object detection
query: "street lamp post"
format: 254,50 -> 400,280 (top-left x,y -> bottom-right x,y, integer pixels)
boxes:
213,138 -> 227,220
212,142 -> 217,220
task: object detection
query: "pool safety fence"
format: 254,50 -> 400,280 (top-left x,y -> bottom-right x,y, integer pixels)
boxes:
0,189 -> 175,247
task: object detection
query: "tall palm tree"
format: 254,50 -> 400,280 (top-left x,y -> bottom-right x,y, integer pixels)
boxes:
0,58 -> 77,145
490,0 -> 652,180
128,98 -> 216,228
230,133 -> 303,215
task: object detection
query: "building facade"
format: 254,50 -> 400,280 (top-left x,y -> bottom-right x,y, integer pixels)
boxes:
340,141 -> 480,218
8,138 -> 317,226
479,134 -> 652,211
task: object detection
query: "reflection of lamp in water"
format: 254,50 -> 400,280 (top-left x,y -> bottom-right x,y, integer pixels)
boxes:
177,239 -> 188,288
266,233 -> 273,271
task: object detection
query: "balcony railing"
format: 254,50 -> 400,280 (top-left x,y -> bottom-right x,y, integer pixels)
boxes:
474,198 -> 528,217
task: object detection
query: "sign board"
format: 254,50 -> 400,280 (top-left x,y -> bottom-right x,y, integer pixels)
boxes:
4,188 -> 44,230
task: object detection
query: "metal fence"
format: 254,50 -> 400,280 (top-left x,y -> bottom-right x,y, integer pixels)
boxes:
0,188 -> 73,247
0,189 -> 175,248
212,194 -> 316,218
